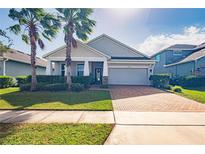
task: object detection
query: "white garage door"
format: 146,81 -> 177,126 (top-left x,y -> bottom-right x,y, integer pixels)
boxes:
108,68 -> 149,85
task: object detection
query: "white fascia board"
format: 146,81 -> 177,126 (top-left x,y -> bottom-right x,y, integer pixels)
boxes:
43,40 -> 111,59
48,57 -> 107,62
109,59 -> 156,64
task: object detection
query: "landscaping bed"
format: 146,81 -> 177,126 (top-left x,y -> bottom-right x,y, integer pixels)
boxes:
0,123 -> 113,145
0,88 -> 113,110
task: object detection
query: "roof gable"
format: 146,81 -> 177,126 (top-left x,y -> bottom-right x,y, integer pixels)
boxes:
165,48 -> 205,67
43,40 -> 110,59
2,49 -> 46,67
87,34 -> 148,58
151,44 -> 197,58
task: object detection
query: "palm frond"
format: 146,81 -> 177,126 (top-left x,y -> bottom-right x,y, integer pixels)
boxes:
38,39 -> 45,49
9,24 -> 21,34
21,34 -> 29,44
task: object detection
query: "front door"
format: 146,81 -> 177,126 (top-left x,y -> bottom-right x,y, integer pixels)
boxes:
95,68 -> 102,84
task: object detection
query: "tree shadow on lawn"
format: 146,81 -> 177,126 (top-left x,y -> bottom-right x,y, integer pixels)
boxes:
0,110 -> 34,144
0,90 -> 111,110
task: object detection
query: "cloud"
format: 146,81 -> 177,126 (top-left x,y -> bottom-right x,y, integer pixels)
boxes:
136,26 -> 205,56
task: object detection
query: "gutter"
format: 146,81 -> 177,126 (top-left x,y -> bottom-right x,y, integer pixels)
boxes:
2,58 -> 8,76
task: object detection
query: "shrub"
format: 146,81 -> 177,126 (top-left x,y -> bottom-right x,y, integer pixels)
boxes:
149,74 -> 170,88
173,87 -> 182,93
19,83 -> 47,91
27,75 -> 65,84
170,76 -> 205,87
25,75 -> 91,88
71,76 -> 91,88
19,83 -> 31,91
71,83 -> 84,92
100,84 -> 108,89
0,76 -> 15,88
164,85 -> 172,90
16,76 -> 29,86
43,83 -> 67,91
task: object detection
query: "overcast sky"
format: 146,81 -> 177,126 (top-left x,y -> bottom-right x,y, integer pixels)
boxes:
1,8 -> 205,57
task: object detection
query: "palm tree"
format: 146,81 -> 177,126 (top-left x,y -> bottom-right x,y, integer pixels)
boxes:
8,9 -> 61,91
56,8 -> 96,90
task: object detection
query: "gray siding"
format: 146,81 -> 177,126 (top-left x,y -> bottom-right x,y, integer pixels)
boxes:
166,61 -> 195,77
2,60 -> 46,77
88,36 -> 143,57
197,57 -> 205,76
152,52 -> 168,74
153,49 -> 195,76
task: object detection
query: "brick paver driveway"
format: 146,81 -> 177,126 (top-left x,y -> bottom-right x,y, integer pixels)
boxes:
110,86 -> 205,112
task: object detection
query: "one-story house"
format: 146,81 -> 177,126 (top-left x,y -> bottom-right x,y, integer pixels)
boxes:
0,49 -> 47,77
43,34 -> 155,85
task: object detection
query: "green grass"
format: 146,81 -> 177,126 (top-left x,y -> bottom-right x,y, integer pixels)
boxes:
0,88 -> 113,110
171,86 -> 205,104
0,123 -> 113,145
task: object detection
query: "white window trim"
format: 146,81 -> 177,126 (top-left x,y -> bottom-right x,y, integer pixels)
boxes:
76,63 -> 84,76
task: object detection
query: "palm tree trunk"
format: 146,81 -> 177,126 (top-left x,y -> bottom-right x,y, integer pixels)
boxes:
30,35 -> 37,91
65,35 -> 72,91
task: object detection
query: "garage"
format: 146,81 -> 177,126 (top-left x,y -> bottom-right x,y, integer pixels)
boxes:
108,68 -> 149,85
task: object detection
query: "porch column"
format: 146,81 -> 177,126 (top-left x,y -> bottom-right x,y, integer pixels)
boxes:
46,60 -> 52,75
102,60 -> 108,85
83,60 -> 89,76
103,60 -> 108,76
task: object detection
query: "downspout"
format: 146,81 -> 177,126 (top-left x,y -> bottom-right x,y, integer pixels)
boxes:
194,60 -> 197,76
3,58 -> 8,76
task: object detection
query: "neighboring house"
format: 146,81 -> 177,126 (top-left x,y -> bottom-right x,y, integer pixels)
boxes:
151,43 -> 205,77
0,49 -> 46,77
43,34 -> 155,85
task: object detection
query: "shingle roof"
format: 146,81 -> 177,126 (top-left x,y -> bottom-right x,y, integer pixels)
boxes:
167,44 -> 196,50
151,44 -> 197,58
165,48 -> 205,67
2,49 -> 46,67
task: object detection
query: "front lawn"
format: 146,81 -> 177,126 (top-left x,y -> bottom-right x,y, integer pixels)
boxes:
0,123 -> 113,145
171,86 -> 205,104
0,88 -> 113,110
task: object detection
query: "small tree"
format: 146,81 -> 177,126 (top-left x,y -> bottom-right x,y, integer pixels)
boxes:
56,8 -> 96,90
8,9 -> 61,91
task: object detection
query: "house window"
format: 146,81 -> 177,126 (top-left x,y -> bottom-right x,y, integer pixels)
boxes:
155,54 -> 161,62
173,50 -> 182,56
77,64 -> 84,76
61,64 -> 65,76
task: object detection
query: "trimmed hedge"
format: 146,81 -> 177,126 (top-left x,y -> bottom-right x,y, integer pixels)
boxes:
16,76 -> 29,86
20,83 -> 47,91
20,83 -> 84,92
170,76 -> 205,87
149,74 -> 170,88
27,75 -> 65,84
25,75 -> 91,88
71,83 -> 84,92
0,76 -> 15,88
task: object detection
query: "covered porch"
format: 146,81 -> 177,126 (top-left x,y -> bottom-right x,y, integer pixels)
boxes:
46,57 -> 108,85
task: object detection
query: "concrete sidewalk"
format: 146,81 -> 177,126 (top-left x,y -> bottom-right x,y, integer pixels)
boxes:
105,111 -> 205,144
0,110 -> 115,124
